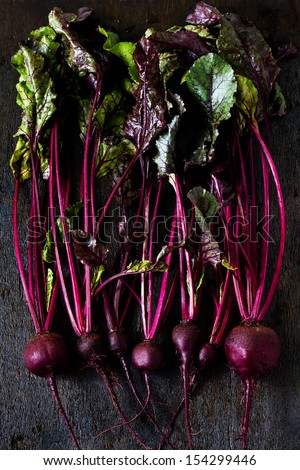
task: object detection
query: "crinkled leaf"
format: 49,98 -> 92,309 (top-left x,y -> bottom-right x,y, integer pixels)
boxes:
28,26 -> 60,68
45,268 -> 54,311
11,45 -> 57,139
124,37 -> 167,153
217,14 -> 280,98
184,24 -> 217,41
126,260 -> 168,273
159,51 -> 183,86
97,137 -> 135,178
187,53 -> 237,159
72,230 -> 108,267
147,27 -> 211,90
10,136 -> 31,182
147,29 -> 210,57
93,88 -> 129,135
93,88 -> 136,177
186,2 -> 222,26
91,264 -> 105,292
187,53 -> 237,127
49,7 -> 98,79
79,88 -> 131,144
235,75 -> 258,126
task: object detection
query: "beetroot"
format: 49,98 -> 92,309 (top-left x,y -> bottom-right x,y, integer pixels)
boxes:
172,321 -> 201,364
131,341 -> 164,372
108,329 -> 130,357
24,333 -> 70,378
224,325 -> 280,379
224,324 -> 281,449
77,333 -> 105,363
198,343 -> 218,371
172,321 -> 201,449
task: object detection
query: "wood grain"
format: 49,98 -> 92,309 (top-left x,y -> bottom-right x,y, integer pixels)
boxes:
0,0 -> 299,450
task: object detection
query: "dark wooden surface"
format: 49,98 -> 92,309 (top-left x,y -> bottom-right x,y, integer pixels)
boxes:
0,0 -> 299,450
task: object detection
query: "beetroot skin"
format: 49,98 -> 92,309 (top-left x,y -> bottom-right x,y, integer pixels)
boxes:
172,321 -> 201,364
77,333 -> 105,362
131,341 -> 164,372
224,324 -> 281,380
24,332 -> 70,377
198,343 -> 218,371
108,329 -> 130,356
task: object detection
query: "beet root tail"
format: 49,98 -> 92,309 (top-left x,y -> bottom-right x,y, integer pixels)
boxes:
47,374 -> 80,450
92,361 -> 150,449
238,378 -> 254,450
183,362 -> 194,450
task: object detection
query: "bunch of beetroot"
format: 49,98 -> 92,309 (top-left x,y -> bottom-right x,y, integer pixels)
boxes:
11,2 -> 292,450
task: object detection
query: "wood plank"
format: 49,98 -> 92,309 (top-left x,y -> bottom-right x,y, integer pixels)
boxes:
0,0 -> 299,450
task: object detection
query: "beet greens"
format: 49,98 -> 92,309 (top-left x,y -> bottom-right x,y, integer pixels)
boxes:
10,1 -> 290,450
182,2 -> 286,448
11,27 -> 79,448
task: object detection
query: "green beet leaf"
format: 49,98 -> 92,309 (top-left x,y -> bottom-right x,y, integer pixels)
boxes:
93,88 -> 135,177
78,99 -> 93,143
159,51 -> 183,88
235,75 -> 259,126
98,26 -> 120,50
93,88 -> 129,135
43,229 -> 55,264
45,268 -> 54,311
11,45 -> 57,140
98,26 -> 138,83
188,186 -> 220,223
126,260 -> 168,273
42,201 -> 83,264
186,53 -> 237,159
97,138 -> 135,179
10,136 -> 31,182
49,7 -> 98,78
28,26 -> 60,74
91,264 -> 105,292
187,52 -> 237,127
